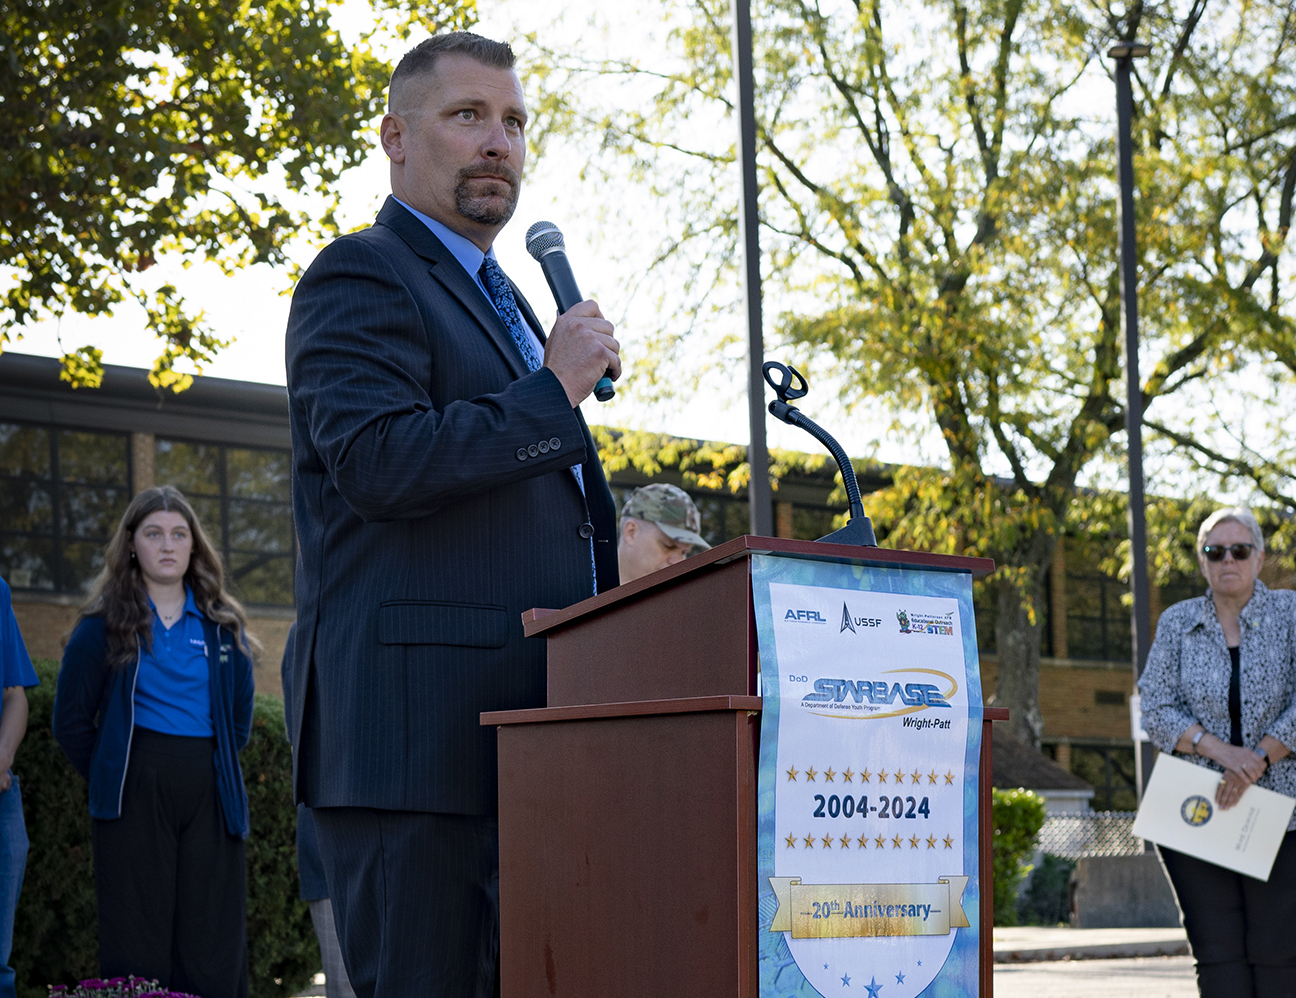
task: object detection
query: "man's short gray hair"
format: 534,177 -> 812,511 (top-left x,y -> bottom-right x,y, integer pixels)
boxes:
1197,506 -> 1264,554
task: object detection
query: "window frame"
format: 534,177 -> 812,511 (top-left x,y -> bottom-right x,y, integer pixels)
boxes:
0,419 -> 133,594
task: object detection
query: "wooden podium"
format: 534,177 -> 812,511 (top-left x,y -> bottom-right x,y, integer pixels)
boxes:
483,536 -> 1004,998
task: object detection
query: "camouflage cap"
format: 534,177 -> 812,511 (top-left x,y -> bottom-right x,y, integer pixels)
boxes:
621,484 -> 711,551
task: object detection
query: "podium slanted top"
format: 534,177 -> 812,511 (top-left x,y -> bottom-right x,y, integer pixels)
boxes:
523,534 -> 995,639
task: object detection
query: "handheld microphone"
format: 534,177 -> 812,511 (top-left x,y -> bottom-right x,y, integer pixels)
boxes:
525,221 -> 615,402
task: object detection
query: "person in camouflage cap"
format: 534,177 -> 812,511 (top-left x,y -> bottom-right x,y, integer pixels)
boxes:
617,483 -> 711,584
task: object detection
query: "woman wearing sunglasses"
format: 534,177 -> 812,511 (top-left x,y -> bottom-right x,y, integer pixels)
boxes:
1139,506 -> 1296,998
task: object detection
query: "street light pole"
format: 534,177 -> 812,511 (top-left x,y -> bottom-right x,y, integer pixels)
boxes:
1109,41 -> 1154,801
731,0 -> 774,537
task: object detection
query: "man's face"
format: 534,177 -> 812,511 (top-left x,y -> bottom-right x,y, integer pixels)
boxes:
381,54 -> 528,250
618,517 -> 692,585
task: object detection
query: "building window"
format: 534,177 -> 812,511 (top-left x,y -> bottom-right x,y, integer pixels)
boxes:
156,439 -> 294,607
0,422 -> 132,594
1066,573 -> 1133,661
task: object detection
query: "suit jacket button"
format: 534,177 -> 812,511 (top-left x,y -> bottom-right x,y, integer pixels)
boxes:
516,448 -> 528,461
549,437 -> 561,450
528,443 -> 540,458
578,523 -> 595,539
538,439 -> 550,454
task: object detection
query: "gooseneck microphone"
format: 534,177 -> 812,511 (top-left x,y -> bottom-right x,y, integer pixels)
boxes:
525,221 -> 615,402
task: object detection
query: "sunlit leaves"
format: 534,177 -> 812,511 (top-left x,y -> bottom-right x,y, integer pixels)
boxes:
0,0 -> 477,388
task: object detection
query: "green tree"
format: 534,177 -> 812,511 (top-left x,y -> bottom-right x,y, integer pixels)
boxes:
1,0 -> 474,390
528,0 -> 1296,745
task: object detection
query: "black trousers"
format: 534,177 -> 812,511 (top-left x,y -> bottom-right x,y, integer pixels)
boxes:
312,807 -> 500,998
1160,830 -> 1296,998
92,728 -> 249,998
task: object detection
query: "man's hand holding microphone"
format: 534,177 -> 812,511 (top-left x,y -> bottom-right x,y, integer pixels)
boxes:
529,221 -> 620,408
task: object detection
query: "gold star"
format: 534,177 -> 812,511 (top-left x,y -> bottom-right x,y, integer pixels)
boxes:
926,835 -> 937,849
877,770 -> 888,784
875,835 -> 887,849
843,768 -> 854,782
944,771 -> 956,785
909,835 -> 920,848
910,770 -> 922,785
824,767 -> 836,782
806,766 -> 818,782
822,835 -> 834,849
786,833 -> 797,848
892,835 -> 904,849
840,835 -> 851,849
860,768 -> 872,783
928,770 -> 939,784
786,766 -> 799,781
857,835 -> 869,849
804,834 -> 816,848
943,835 -> 954,849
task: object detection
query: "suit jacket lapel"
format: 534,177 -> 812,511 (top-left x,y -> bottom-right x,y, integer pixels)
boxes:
514,287 -> 547,347
375,198 -> 530,381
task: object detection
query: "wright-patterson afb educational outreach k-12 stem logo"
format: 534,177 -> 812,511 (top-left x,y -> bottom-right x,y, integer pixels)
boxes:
896,607 -> 957,636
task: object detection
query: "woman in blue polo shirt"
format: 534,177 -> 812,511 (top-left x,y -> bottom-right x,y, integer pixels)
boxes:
54,485 -> 256,998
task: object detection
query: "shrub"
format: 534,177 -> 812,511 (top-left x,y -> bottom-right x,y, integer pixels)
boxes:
12,659 -> 318,998
1017,853 -> 1075,926
991,787 -> 1047,927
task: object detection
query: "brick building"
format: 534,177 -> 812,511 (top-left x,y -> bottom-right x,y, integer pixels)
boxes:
4,351 -> 1288,807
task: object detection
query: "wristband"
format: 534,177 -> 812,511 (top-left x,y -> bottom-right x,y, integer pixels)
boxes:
1191,730 -> 1206,752
1255,747 -> 1269,763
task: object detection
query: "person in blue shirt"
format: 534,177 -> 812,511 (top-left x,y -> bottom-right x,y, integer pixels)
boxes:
53,485 -> 256,998
1,576 -> 39,998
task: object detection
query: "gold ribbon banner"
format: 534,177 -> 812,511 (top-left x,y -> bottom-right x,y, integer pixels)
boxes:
769,876 -> 971,938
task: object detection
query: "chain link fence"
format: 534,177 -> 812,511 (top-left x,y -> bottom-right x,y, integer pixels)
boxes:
1035,811 -> 1143,859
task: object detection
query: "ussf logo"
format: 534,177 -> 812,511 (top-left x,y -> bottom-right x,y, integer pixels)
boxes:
784,608 -> 827,624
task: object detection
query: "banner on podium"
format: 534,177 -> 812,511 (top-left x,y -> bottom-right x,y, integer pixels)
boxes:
754,555 -> 984,998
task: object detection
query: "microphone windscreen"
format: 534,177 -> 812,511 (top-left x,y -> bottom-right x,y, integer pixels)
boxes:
526,221 -> 565,259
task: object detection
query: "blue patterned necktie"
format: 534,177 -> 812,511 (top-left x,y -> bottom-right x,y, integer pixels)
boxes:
478,255 -> 543,372
478,255 -> 597,595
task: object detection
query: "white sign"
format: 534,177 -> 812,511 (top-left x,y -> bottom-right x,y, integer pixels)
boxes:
761,577 -> 978,998
1132,753 -> 1296,880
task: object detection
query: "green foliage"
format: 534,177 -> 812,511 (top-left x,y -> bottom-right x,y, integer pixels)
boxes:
528,0 -> 1296,745
243,694 -> 319,998
991,788 -> 1047,927
593,424 -> 885,502
1017,853 -> 1075,926
0,0 -> 476,389
11,660 -> 316,998
10,659 -> 98,995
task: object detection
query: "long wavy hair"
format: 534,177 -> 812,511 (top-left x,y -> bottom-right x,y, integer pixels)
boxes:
79,485 -> 258,668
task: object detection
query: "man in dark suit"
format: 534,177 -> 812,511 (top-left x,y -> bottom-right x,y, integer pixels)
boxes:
284,31 -> 621,998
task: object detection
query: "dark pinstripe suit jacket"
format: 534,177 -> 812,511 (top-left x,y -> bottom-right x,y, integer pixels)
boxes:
285,197 -> 618,815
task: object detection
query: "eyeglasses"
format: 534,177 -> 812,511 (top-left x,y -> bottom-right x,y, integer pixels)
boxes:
1202,543 -> 1255,562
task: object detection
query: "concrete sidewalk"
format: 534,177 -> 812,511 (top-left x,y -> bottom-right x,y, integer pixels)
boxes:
994,926 -> 1189,962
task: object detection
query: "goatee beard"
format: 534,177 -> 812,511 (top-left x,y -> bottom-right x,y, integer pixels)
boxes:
455,164 -> 520,226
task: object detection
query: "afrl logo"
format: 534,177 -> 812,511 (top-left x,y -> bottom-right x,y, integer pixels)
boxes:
784,608 -> 827,624
839,602 -> 883,633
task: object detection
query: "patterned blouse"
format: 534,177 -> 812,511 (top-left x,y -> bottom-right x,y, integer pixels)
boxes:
1139,580 -> 1296,830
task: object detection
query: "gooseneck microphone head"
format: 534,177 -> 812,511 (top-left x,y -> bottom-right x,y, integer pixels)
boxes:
525,221 -> 615,402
